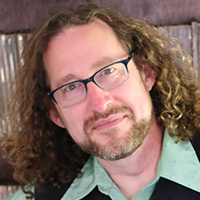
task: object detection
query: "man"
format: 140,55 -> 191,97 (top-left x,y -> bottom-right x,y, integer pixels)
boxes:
2,4 -> 200,200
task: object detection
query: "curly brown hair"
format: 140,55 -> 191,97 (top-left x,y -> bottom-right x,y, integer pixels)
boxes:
1,3 -> 200,198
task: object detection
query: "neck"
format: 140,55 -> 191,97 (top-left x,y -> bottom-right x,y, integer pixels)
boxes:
96,118 -> 164,200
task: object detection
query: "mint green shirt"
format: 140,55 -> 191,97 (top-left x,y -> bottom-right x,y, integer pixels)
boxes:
6,129 -> 200,200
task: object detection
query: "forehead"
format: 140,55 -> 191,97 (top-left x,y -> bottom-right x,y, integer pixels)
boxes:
43,19 -> 127,89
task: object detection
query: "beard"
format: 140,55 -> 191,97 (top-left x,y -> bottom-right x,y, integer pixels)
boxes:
80,105 -> 153,161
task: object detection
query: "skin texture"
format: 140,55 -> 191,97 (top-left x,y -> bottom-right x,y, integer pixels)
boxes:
43,19 -> 163,199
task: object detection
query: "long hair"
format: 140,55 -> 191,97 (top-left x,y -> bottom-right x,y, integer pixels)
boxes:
1,4 -> 200,198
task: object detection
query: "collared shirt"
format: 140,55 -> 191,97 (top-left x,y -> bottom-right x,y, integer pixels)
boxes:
6,129 -> 200,200
61,129 -> 200,200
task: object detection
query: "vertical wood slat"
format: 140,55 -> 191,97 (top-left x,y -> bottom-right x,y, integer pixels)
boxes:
158,24 -> 200,78
199,24 -> 200,78
158,25 -> 192,57
192,22 -> 199,77
168,25 -> 192,57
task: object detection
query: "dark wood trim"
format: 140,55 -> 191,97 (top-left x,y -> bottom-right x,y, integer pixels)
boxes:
1,0 -> 200,33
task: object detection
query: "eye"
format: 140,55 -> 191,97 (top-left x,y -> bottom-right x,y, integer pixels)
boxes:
61,83 -> 77,94
67,84 -> 76,91
103,67 -> 115,75
63,82 -> 84,93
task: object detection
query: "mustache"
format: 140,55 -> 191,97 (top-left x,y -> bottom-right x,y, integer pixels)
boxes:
84,105 -> 135,132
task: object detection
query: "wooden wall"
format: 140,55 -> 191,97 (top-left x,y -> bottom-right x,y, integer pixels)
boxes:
1,0 -> 200,33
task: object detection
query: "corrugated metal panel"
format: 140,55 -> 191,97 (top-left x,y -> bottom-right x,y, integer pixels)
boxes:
0,34 -> 31,200
0,186 -> 20,200
0,34 -> 31,135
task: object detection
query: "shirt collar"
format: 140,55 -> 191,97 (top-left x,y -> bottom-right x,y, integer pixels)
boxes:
60,156 -> 97,200
158,128 -> 200,192
61,155 -> 117,200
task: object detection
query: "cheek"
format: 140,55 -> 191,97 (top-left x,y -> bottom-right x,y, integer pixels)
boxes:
114,76 -> 153,120
58,106 -> 87,142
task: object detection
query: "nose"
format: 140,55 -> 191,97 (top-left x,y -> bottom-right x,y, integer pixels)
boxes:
86,82 -> 114,112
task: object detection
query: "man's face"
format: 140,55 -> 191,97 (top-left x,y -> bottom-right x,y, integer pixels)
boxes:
43,19 -> 155,161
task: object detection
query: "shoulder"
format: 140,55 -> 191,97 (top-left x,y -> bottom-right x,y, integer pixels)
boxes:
5,188 -> 34,200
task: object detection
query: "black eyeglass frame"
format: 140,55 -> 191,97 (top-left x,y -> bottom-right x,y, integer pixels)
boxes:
47,54 -> 133,105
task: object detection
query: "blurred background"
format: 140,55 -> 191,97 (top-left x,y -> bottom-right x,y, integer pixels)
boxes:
0,0 -> 200,199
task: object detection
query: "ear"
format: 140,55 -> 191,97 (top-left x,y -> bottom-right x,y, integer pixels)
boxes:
140,64 -> 156,91
49,109 -> 66,128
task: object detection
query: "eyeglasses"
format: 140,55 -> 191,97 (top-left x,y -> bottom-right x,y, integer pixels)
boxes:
48,54 -> 133,108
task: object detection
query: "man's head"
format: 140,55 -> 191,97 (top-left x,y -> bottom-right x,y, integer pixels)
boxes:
2,3 -> 200,191
43,19 -> 155,160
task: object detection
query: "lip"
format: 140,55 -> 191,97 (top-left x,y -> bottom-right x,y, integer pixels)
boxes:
92,115 -> 125,130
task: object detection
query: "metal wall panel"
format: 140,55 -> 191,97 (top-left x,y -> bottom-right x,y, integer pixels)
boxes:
0,34 -> 31,135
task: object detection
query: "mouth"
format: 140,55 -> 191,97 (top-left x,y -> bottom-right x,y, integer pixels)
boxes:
92,115 -> 126,131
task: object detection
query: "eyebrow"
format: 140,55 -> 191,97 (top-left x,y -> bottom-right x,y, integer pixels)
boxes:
57,74 -> 76,88
56,55 -> 124,88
